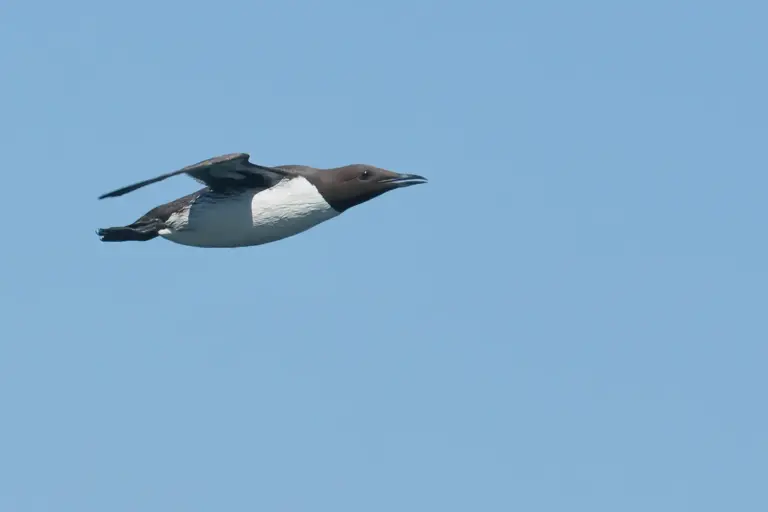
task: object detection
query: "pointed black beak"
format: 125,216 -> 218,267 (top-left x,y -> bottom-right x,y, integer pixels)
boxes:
381,173 -> 428,188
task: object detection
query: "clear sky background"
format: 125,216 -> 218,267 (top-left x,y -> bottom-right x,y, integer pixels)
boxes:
1,1 -> 766,510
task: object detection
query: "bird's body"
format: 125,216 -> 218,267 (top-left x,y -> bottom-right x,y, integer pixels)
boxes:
97,153 -> 426,249
158,176 -> 339,248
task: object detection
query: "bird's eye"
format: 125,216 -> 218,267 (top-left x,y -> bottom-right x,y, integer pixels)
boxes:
360,169 -> 372,180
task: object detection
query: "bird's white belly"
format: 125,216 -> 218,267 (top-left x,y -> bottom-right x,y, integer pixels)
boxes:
158,177 -> 339,248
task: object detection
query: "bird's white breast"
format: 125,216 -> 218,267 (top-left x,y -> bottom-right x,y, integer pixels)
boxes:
158,176 -> 339,248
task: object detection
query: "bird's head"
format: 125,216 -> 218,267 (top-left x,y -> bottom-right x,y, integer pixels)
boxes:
317,164 -> 428,212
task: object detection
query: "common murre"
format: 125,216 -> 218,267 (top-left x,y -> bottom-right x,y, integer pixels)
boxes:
96,153 -> 427,248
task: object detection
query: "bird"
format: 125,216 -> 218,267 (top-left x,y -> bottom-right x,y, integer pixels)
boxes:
96,153 -> 428,248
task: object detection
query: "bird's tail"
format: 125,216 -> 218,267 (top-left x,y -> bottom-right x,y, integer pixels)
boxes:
97,220 -> 162,242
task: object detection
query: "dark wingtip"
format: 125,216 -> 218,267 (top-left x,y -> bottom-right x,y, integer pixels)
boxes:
97,185 -> 134,200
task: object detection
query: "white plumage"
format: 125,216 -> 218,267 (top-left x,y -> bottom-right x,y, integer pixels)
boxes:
158,176 -> 339,248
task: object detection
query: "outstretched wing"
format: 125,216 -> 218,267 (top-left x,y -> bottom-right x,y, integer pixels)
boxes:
98,153 -> 298,199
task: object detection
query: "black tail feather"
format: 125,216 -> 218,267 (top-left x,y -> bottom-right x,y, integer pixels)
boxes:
97,220 -> 161,242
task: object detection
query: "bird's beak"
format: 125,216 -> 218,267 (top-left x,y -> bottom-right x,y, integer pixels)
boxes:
380,173 -> 428,188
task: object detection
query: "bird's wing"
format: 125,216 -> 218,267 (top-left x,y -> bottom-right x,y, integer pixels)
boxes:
98,153 -> 298,199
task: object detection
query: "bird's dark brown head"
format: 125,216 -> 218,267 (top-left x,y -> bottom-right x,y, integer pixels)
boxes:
312,164 -> 428,212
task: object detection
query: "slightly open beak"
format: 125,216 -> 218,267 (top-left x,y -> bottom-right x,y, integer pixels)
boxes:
380,173 -> 429,188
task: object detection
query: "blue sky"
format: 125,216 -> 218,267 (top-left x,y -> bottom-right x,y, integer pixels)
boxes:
1,0 -> 766,510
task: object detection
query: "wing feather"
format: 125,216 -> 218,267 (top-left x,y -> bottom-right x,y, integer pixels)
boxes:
98,153 -> 296,199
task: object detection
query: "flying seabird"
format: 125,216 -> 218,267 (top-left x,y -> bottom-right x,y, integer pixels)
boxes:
96,153 -> 427,248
